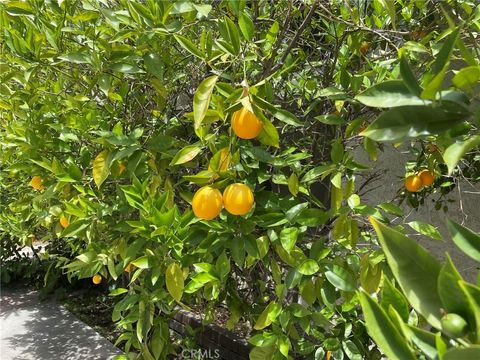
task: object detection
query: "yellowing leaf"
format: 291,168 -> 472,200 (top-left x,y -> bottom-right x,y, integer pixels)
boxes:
92,150 -> 110,188
166,262 -> 184,302
253,301 -> 281,330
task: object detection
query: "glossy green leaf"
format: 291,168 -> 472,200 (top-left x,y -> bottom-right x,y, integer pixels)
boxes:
359,291 -> 416,360
362,105 -> 469,142
253,301 -> 281,330
297,259 -> 319,275
170,145 -> 202,165
239,12 -> 254,41
452,66 -> 480,90
193,75 -> 218,130
443,347 -> 480,360
356,80 -> 429,108
325,264 -> 356,292
173,34 -> 205,59
432,28 -> 460,76
399,55 -> 421,95
257,118 -> 280,148
438,254 -> 469,315
280,227 -> 298,253
370,217 -> 443,328
447,219 -> 480,262
443,136 -> 480,174
407,221 -> 442,240
381,278 -> 409,322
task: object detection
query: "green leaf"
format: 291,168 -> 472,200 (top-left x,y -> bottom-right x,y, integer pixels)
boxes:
443,347 -> 480,360
452,66 -> 480,90
370,217 -> 443,329
280,227 -> 298,253
399,55 -> 421,96
61,220 -> 89,238
6,1 -> 34,15
257,118 -> 279,148
362,105 -> 469,142
166,262 -> 184,302
355,80 -> 429,108
173,35 -> 205,59
404,325 -> 437,360
252,95 -> 302,126
297,259 -> 319,275
193,75 -> 218,130
58,52 -> 92,64
249,346 -> 275,360
315,114 -> 347,125
170,145 -> 202,165
92,150 -> 110,188
378,0 -> 396,29
447,219 -> 480,262
295,209 -> 330,227
110,288 -> 128,296
132,256 -> 150,269
325,264 -> 356,291
239,12 -> 255,41
438,254 -> 470,316
443,136 -> 480,175
253,301 -> 281,330
421,64 -> 448,99
110,63 -> 144,74
359,291 -> 416,360
381,278 -> 409,322
288,173 -> 299,196
458,281 -> 480,342
407,221 -> 442,240
143,52 -> 164,79
432,28 -> 460,76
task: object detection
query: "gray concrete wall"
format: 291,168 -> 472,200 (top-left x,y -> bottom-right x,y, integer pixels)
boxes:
354,144 -> 480,282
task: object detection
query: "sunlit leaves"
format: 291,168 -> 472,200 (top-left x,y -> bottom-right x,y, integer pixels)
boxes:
166,262 -> 184,303
92,150 -> 110,188
193,75 -> 218,130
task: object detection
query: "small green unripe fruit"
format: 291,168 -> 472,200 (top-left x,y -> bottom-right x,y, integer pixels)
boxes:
441,313 -> 468,338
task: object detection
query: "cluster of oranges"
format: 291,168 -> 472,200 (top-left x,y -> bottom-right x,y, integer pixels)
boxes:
192,183 -> 254,220
190,106 -> 263,220
404,169 -> 435,192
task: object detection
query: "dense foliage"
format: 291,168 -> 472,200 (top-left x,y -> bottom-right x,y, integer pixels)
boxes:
1,0 -> 479,359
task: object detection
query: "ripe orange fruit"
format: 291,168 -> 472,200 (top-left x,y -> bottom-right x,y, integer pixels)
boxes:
231,107 -> 263,139
30,176 -> 44,190
124,263 -> 136,273
405,175 -> 423,192
208,148 -> 231,172
119,163 -> 126,175
359,41 -> 370,55
223,183 -> 254,216
60,216 -> 69,228
92,274 -> 102,285
192,186 -> 223,220
418,169 -> 435,186
326,351 -> 332,360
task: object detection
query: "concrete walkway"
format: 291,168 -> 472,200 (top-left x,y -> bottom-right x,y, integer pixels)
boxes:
0,287 -> 122,360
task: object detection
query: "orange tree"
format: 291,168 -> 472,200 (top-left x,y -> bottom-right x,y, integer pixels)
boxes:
1,1 -> 479,359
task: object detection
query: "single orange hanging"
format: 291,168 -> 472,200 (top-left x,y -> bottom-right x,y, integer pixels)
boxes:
192,186 -> 223,220
223,183 -> 254,216
231,107 -> 263,139
405,175 -> 423,192
60,216 -> 69,228
92,274 -> 102,285
418,169 -> 435,186
30,176 -> 44,190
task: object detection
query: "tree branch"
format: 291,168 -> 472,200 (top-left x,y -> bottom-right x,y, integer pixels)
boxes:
267,0 -> 320,76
